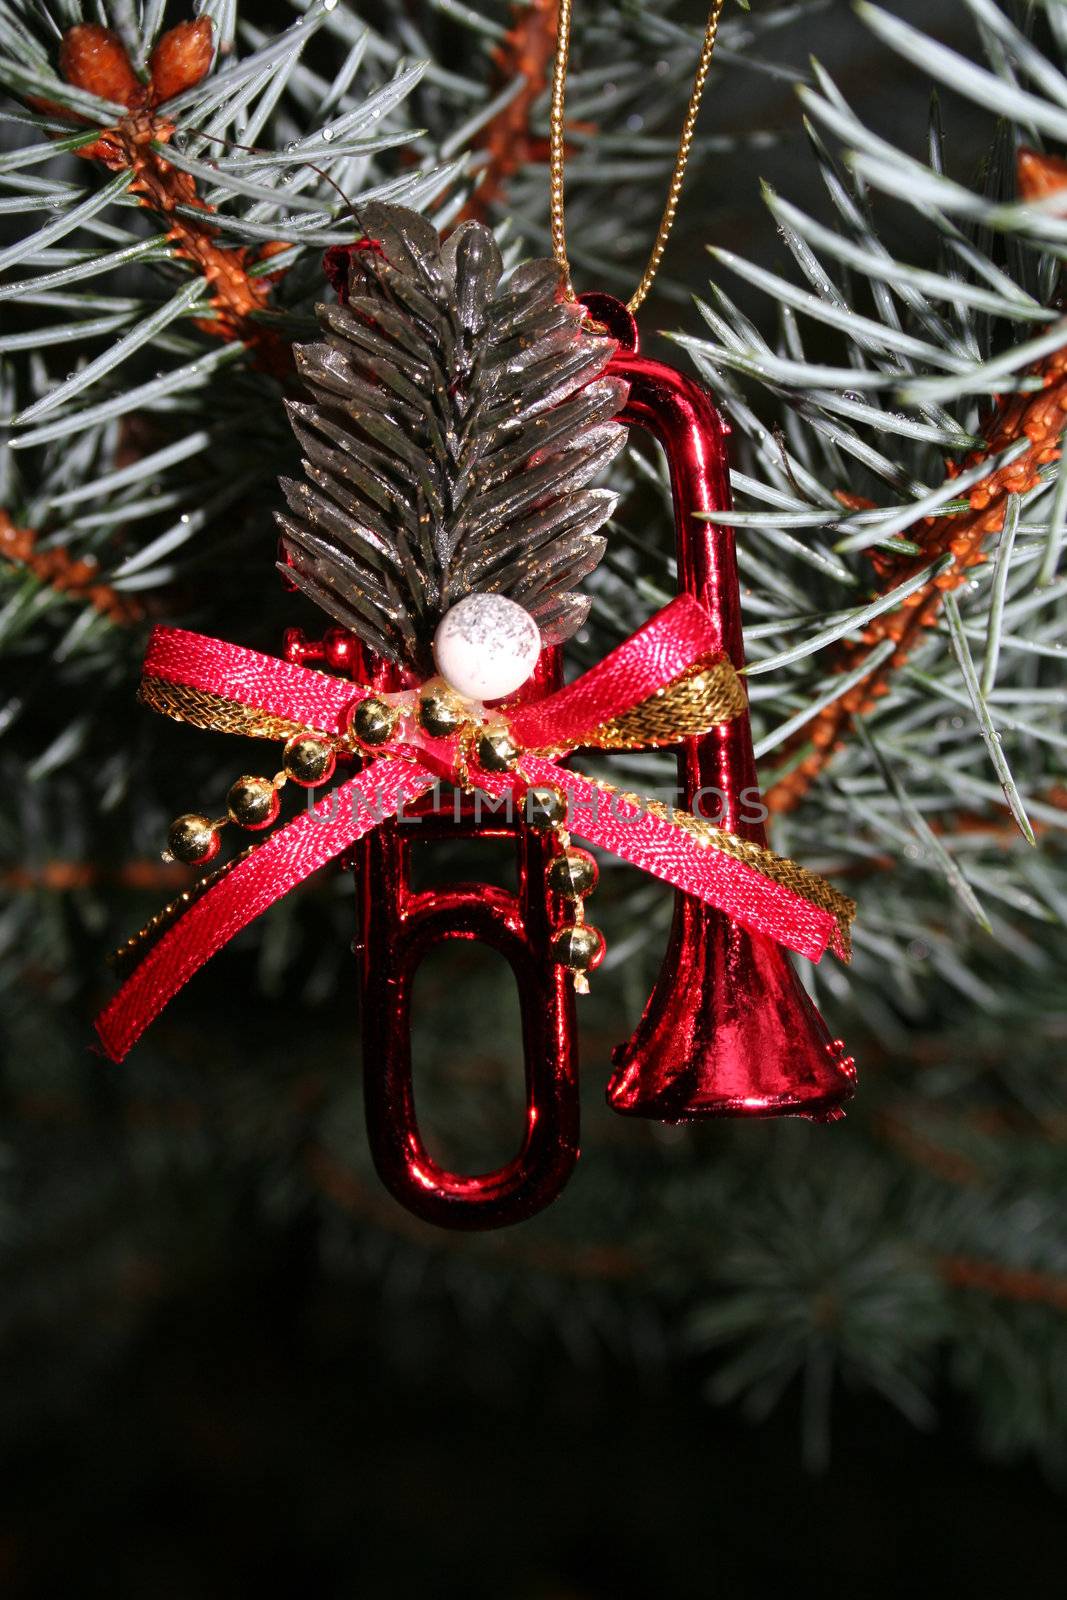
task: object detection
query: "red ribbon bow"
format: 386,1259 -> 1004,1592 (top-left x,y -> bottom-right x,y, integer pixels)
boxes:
95,597 -> 851,1062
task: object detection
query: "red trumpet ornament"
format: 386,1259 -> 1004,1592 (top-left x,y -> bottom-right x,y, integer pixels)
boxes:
96,206 -> 855,1234
354,650 -> 580,1231
587,295 -> 857,1124
349,294 -> 854,1228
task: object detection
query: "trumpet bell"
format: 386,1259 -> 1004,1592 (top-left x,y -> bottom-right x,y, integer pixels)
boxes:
607,902 -> 856,1121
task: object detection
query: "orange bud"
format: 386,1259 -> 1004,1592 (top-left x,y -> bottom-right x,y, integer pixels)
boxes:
1017,146 -> 1067,203
59,24 -> 142,108
833,490 -> 876,512
149,18 -> 214,103
252,239 -> 291,279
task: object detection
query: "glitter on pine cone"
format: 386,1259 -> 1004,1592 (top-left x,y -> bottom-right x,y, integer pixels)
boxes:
275,202 -> 629,677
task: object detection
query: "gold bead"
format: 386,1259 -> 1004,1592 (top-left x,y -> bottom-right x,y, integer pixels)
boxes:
166,813 -> 221,866
283,734 -> 336,787
227,775 -> 280,830
476,725 -> 519,772
548,848 -> 598,900
524,783 -> 568,831
551,923 -> 605,974
416,688 -> 469,741
350,696 -> 399,748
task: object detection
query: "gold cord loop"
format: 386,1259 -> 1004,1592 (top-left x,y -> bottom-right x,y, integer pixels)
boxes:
549,0 -> 727,314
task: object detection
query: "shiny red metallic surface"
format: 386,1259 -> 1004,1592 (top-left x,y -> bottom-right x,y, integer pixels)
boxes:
583,293 -> 855,1121
354,647 -> 578,1230
282,625 -> 364,677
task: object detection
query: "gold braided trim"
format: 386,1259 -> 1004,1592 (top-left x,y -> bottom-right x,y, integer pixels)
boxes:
142,656 -> 744,758
586,777 -> 855,959
139,675 -> 324,743
108,844 -> 258,975
531,656 -> 747,756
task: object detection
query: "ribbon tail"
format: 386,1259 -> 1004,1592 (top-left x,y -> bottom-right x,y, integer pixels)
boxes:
95,758 -> 436,1063
523,759 -> 851,964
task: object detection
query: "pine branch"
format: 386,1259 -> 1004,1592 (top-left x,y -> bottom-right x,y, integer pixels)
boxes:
767,281 -> 1067,812
458,0 -> 558,225
675,19 -> 1067,890
308,1140 -> 1067,1314
1,9 -> 439,400
0,507 -> 143,623
23,18 -> 292,373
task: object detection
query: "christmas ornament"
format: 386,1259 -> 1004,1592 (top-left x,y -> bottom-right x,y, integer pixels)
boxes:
590,296 -> 857,1127
97,0 -> 858,1230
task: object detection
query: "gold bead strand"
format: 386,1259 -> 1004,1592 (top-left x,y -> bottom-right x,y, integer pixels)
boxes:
524,779 -> 605,992
163,730 -> 341,865
551,824 -> 601,995
111,844 -> 258,974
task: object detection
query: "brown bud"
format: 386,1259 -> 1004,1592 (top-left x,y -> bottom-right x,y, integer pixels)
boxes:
149,18 -> 214,103
1017,146 -> 1067,203
59,24 -> 142,107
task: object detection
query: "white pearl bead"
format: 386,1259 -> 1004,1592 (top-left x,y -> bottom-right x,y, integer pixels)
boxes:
433,594 -> 541,702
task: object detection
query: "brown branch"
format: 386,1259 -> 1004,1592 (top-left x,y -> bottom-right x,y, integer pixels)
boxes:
937,1254 -> 1067,1313
459,0 -> 559,224
875,1109 -> 986,1187
116,125 -> 292,376
0,509 -> 144,625
765,149 -> 1067,814
277,1147 -> 1067,1313
36,22 -> 292,377
305,1142 -> 642,1278
12,1087 -> 1067,1311
3,859 -> 178,893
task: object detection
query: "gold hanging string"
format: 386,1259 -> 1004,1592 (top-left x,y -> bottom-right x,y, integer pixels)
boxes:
548,0 -> 727,314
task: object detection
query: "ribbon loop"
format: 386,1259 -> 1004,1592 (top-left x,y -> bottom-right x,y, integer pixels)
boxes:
507,595 -> 723,752
551,655 -> 746,754
142,627 -> 367,739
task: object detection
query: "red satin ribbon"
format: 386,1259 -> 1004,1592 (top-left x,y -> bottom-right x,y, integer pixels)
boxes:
507,597 -> 720,751
96,760 -> 436,1062
143,626 -> 367,731
96,597 -> 846,1062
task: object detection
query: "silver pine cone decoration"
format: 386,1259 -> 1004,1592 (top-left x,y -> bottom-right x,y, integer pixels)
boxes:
276,202 -> 629,675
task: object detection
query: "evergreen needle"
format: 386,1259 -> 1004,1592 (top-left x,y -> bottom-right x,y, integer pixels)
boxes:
942,591 -> 1038,846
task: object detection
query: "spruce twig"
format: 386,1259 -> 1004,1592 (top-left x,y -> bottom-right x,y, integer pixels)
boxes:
765,303 -> 1067,812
